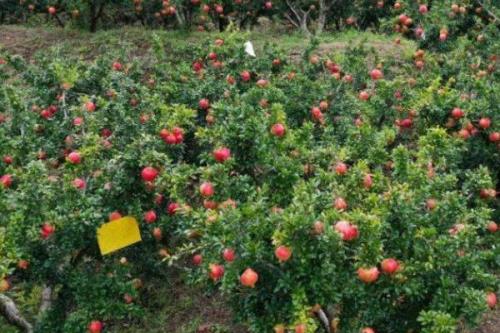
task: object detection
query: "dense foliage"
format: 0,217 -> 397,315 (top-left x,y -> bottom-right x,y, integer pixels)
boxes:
1,3 -> 499,333
2,1 -> 498,35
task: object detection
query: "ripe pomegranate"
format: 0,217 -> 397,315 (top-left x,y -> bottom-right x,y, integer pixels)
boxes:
271,123 -> 286,137
275,246 -> 292,262
426,198 -> 437,211
222,248 -> 235,262
415,26 -> 424,39
167,202 -> 179,215
240,70 -> 251,82
0,279 -> 10,292
449,223 -> 465,236
109,211 -> 122,221
419,4 -> 428,14
334,197 -> 348,211
199,182 -> 215,197
478,117 -> 491,129
362,328 -> 375,333
85,101 -> 96,112
144,210 -> 157,224
480,188 -> 496,199
319,101 -> 329,111
209,264 -> 224,281
67,151 -> 81,164
363,174 -> 373,189
192,61 -> 203,72
451,107 -> 464,119
73,117 -> 84,126
226,75 -> 235,85
357,267 -> 380,283
334,221 -> 359,241
489,132 -> 500,142
256,79 -> 268,88
40,223 -> 55,239
123,293 -> 133,304
3,155 -> 13,164
295,323 -> 307,333
192,254 -> 202,266
213,147 -> 231,163
199,98 -> 210,110
370,69 -> 383,80
112,61 -> 123,71
381,258 -> 400,274
359,90 -> 370,101
458,129 -> 470,140
88,320 -> 103,333
311,107 -> 324,123
152,227 -> 162,240
48,6 -> 56,15
16,259 -> 28,270
487,222 -> 497,233
203,200 -> 218,210
141,167 -> 159,182
486,292 -> 497,308
72,178 -> 86,190
240,268 -> 259,288
208,52 -> 217,61
313,221 -> 325,235
1,174 -> 13,188
335,162 -> 348,175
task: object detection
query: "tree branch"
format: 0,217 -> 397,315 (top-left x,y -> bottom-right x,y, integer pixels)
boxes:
38,286 -> 52,317
284,13 -> 300,28
0,294 -> 33,333
478,1 -> 499,22
96,2 -> 105,20
285,0 -> 301,22
316,307 -> 331,333
53,13 -> 65,28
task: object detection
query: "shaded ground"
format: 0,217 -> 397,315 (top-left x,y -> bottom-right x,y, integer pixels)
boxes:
108,275 -> 247,333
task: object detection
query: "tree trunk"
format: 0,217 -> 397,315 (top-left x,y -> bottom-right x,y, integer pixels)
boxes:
285,0 -> 312,36
54,14 -> 65,28
316,0 -> 327,35
0,294 -> 33,333
89,1 -> 105,33
316,308 -> 331,333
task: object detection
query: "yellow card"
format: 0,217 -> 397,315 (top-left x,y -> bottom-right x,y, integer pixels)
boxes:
97,216 -> 142,255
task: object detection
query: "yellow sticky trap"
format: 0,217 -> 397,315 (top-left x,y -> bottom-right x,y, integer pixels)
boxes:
97,216 -> 142,255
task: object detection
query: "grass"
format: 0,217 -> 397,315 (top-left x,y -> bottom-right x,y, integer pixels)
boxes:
0,25 -> 416,63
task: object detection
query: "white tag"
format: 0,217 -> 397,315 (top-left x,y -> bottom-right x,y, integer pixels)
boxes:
244,41 -> 256,57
